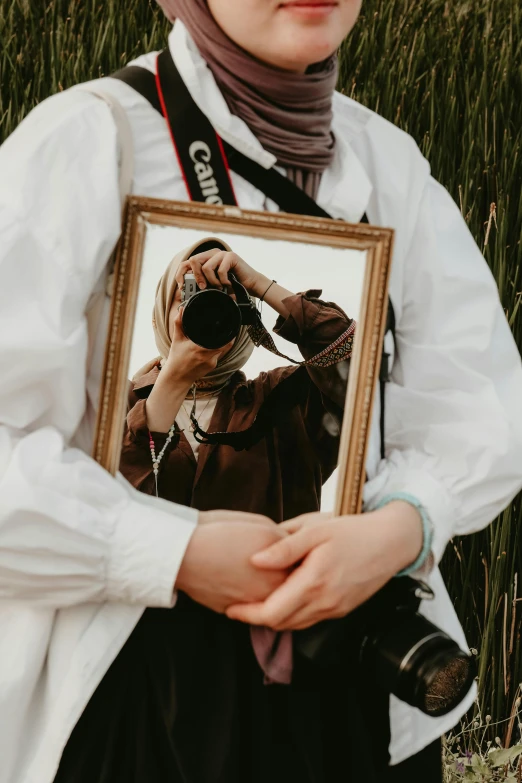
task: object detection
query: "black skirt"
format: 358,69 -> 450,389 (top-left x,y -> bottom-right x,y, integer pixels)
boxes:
53,593 -> 395,783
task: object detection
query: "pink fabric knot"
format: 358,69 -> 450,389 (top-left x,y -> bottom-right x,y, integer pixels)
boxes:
249,625 -> 293,685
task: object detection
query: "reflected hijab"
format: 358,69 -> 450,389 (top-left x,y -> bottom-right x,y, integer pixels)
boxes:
152,237 -> 255,388
155,0 -> 337,194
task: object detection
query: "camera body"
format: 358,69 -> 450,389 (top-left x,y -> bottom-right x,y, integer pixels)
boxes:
181,272 -> 200,305
180,272 -> 257,349
295,576 -> 475,717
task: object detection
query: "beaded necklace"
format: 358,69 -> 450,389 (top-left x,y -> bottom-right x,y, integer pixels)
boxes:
149,425 -> 177,498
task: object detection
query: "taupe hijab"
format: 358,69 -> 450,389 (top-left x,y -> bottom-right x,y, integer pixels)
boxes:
156,0 -> 337,196
152,237 -> 255,388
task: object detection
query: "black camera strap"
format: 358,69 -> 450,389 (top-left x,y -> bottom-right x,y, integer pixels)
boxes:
114,52 -> 340,219
188,365 -> 311,451
112,51 -> 394,458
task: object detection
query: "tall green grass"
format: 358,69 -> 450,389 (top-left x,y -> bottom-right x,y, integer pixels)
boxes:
1,0 -> 521,759
339,2 -> 522,751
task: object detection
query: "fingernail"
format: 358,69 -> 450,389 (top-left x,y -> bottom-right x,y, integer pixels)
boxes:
252,551 -> 271,564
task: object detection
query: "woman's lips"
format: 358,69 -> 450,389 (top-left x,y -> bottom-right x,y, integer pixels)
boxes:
280,2 -> 338,18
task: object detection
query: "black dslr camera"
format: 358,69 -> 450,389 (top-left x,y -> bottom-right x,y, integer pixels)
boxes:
181,271 -> 257,350
295,576 -> 475,717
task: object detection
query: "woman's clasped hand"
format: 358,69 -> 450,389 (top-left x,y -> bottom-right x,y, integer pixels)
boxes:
175,512 -> 291,614
190,500 -> 424,631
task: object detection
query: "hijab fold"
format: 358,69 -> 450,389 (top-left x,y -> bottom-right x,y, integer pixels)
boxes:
156,0 -> 337,183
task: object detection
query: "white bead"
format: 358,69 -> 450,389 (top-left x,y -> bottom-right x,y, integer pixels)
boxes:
150,420 -> 177,479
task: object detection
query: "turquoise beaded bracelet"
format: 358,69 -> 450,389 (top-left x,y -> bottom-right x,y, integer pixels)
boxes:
375,492 -> 434,577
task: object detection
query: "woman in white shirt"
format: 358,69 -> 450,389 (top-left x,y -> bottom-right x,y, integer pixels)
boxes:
0,1 -> 521,782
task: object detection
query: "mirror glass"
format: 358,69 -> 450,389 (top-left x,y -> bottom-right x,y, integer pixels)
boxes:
127,223 -> 368,513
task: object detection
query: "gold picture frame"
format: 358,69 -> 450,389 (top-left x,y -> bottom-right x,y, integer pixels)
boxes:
93,196 -> 394,515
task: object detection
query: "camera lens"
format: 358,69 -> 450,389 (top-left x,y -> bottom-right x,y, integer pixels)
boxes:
181,289 -> 242,349
421,648 -> 474,716
362,610 -> 475,717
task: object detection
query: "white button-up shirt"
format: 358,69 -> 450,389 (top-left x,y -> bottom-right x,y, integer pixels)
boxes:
1,20 -> 521,782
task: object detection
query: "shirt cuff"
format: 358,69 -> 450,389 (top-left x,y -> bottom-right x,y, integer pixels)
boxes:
107,478 -> 198,606
364,464 -> 457,566
126,399 -> 149,441
374,492 -> 434,577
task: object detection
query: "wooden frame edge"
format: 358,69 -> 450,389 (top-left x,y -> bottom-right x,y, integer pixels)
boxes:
92,200 -> 147,474
335,231 -> 394,515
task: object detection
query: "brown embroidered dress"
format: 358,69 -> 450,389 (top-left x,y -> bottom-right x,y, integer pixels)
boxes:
53,291 -> 392,783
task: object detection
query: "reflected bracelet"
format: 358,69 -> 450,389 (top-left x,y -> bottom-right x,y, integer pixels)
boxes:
375,492 -> 434,577
260,279 -> 276,302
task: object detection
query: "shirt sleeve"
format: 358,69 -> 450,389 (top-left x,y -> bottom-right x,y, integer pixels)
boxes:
273,289 -> 354,356
0,89 -> 197,608
364,175 -> 522,564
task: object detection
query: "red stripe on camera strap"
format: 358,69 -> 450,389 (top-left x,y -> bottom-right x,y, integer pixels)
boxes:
155,51 -> 238,207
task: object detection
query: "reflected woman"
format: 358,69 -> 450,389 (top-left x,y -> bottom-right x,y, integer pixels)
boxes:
120,236 -> 353,518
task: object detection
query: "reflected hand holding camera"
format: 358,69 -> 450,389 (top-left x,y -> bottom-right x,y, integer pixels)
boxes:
177,241 -> 262,350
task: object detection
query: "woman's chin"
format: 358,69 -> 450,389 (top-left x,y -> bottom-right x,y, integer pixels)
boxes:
270,6 -> 357,65
264,37 -> 341,71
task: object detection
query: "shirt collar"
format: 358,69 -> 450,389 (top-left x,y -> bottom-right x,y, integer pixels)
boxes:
169,21 -> 373,224
318,106 -> 373,222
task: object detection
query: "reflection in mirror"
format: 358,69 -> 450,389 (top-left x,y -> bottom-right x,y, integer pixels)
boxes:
122,223 -> 367,515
